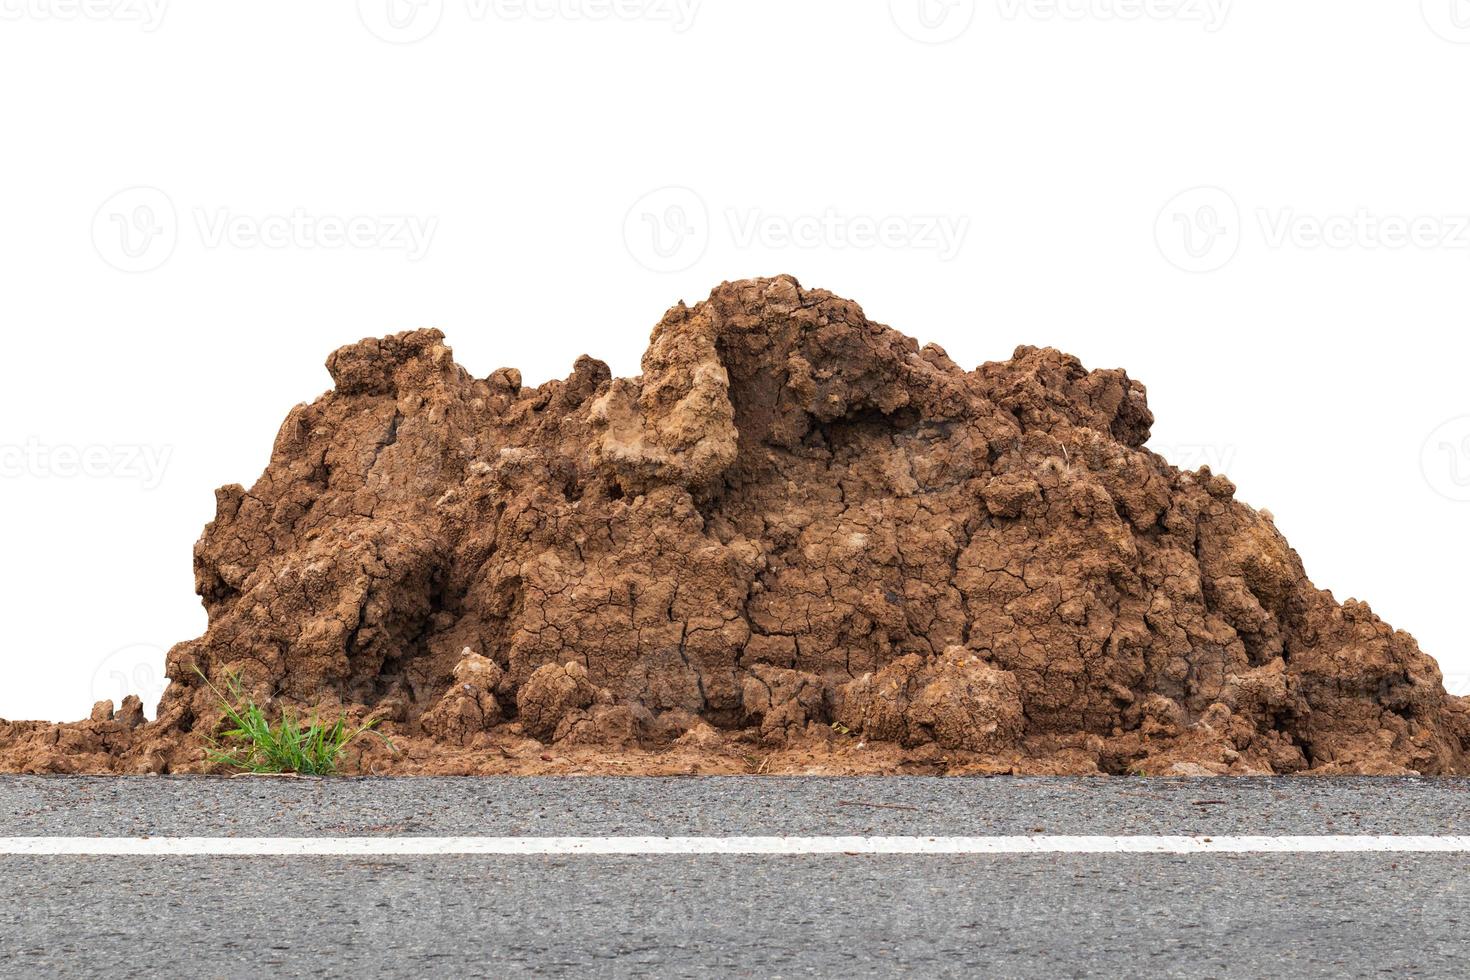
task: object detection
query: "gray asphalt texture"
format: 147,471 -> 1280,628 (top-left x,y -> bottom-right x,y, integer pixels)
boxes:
3,776 -> 1469,978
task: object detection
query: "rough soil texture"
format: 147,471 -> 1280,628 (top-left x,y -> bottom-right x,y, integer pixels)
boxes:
4,275 -> 1468,775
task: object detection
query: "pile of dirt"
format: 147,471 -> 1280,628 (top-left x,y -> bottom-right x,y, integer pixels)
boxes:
4,275 -> 1467,775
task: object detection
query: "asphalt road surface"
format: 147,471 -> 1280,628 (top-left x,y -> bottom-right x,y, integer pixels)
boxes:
3,776 -> 1469,978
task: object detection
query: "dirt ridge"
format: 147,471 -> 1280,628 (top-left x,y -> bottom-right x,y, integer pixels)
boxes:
4,275 -> 1466,775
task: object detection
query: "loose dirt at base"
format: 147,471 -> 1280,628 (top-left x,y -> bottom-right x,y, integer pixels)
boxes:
4,276 -> 1467,775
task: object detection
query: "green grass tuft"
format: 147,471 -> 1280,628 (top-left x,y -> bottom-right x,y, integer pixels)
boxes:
198,669 -> 388,776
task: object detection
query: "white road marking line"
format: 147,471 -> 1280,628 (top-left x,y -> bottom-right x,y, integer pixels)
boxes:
1,835 -> 1469,856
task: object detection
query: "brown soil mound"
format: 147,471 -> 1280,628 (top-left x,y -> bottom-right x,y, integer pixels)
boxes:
5,275 -> 1467,775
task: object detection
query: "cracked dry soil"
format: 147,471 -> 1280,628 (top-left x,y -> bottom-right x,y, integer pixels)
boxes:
4,275 -> 1467,776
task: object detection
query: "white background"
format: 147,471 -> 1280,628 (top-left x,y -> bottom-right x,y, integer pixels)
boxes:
2,0 -> 1468,721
